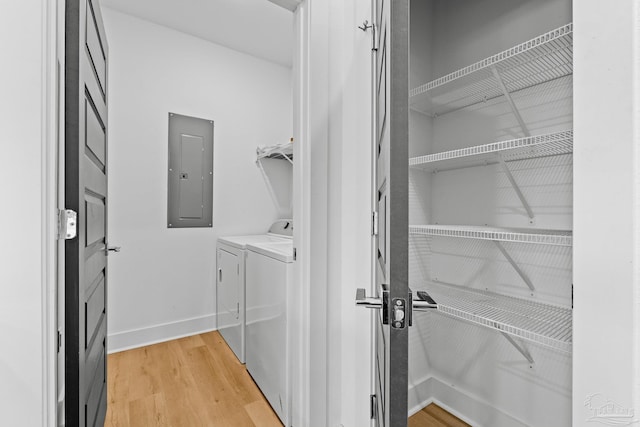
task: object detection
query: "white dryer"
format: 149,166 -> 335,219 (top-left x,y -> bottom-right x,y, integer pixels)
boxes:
245,238 -> 294,426
216,220 -> 292,363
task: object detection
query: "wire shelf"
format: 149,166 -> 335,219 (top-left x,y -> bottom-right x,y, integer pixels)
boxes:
422,281 -> 572,353
409,130 -> 572,172
409,225 -> 572,246
256,141 -> 293,163
410,24 -> 573,116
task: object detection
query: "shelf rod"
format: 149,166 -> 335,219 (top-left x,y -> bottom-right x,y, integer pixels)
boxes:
491,66 -> 530,137
499,158 -> 535,220
493,240 -> 535,291
500,332 -> 534,364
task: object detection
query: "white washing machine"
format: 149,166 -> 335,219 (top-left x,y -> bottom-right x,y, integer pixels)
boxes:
216,220 -> 292,363
245,239 -> 294,426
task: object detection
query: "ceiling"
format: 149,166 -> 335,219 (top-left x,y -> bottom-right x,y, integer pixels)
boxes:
100,0 -> 294,67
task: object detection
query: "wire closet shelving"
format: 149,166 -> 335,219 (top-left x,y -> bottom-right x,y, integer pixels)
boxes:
408,24 -> 575,359
409,225 -> 572,247
410,23 -> 573,117
418,281 -> 572,354
409,130 -> 573,172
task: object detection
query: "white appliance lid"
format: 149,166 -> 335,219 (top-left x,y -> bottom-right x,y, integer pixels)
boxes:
246,241 -> 294,263
218,234 -> 289,249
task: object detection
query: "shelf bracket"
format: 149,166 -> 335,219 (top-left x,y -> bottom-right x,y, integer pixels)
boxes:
491,66 -> 530,137
498,158 -> 535,220
493,240 -> 535,291
256,158 -> 289,213
500,332 -> 534,364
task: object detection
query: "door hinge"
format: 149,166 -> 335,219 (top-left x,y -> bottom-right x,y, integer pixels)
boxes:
372,211 -> 379,236
237,264 -> 240,275
293,247 -> 297,261
57,209 -> 77,240
370,394 -> 377,419
57,330 -> 62,353
237,302 -> 240,315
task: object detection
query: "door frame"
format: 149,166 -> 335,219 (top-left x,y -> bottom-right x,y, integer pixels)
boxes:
292,1 -> 327,425
292,0 -> 375,426
44,0 -> 65,426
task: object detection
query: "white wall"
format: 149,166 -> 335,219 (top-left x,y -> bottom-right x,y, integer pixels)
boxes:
102,8 -> 293,352
295,0 -> 374,426
292,0 -> 373,425
0,1 -> 50,425
573,1 -> 640,424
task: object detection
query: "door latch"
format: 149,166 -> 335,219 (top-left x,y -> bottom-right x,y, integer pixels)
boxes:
391,298 -> 407,329
356,288 -> 438,328
57,209 -> 77,240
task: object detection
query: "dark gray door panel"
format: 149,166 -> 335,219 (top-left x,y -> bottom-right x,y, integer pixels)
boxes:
65,0 -> 109,425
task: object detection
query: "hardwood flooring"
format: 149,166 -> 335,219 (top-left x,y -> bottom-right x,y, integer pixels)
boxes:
104,331 -> 282,427
409,403 -> 471,427
105,331 -> 468,426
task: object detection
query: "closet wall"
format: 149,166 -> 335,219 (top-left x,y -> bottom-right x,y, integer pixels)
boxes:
407,1 -> 573,425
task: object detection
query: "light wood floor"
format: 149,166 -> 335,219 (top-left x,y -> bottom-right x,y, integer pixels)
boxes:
105,331 -> 283,427
105,330 -> 468,427
409,403 -> 471,427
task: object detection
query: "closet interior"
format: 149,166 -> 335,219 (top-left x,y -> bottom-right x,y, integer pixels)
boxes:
407,1 -> 573,425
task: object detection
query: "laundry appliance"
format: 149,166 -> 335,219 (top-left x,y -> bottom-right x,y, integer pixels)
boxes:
216,219 -> 292,363
245,237 -> 294,426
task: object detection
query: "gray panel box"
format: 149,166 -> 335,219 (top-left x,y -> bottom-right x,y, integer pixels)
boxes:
167,113 -> 214,228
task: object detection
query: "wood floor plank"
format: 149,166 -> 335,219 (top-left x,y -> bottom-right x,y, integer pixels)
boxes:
409,409 -> 448,427
245,400 -> 284,427
128,393 -> 170,427
409,403 -> 471,427
426,403 -> 471,427
106,331 -> 283,427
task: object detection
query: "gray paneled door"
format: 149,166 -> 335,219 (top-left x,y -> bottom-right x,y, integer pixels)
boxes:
373,0 -> 410,426
65,0 -> 109,425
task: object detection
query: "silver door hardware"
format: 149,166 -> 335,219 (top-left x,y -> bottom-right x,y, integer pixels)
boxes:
356,288 -> 438,326
358,20 -> 378,51
356,286 -> 390,324
57,209 -> 77,240
413,290 -> 438,311
218,268 -> 222,282
370,394 -> 378,420
355,288 -> 383,309
391,298 -> 406,329
358,20 -> 372,31
372,211 -> 379,236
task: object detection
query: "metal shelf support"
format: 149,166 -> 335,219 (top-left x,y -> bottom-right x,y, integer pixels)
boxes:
493,240 -> 535,291
491,67 -> 531,137
490,66 -> 537,221
499,158 -> 535,220
501,332 -> 534,364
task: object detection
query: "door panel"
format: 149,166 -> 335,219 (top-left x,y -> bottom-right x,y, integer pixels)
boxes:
218,248 -> 241,325
65,0 -> 109,425
372,0 -> 410,426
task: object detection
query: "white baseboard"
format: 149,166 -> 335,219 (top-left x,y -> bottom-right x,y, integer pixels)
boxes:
107,314 -> 216,354
408,376 -> 527,427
